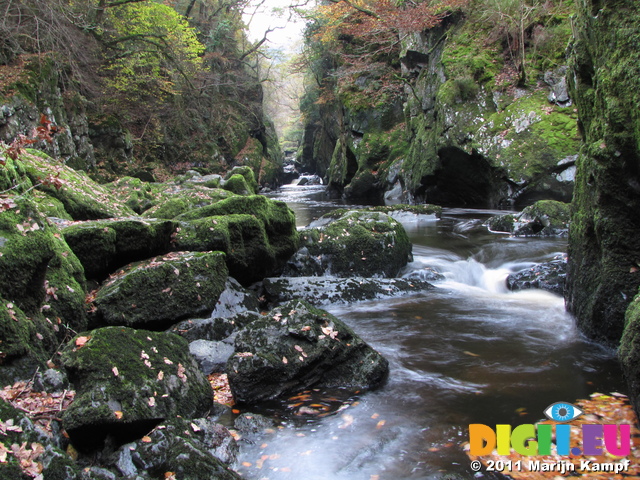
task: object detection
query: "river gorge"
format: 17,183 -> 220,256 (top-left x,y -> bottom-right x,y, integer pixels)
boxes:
228,183 -> 625,479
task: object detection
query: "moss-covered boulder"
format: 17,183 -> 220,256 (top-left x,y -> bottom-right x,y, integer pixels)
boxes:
486,200 -> 570,236
20,150 -> 135,219
285,210 -> 412,278
0,400 -> 81,480
61,218 -> 177,280
92,251 -> 228,330
0,197 -> 87,347
106,417 -> 241,480
177,195 -> 299,283
226,300 -> 389,403
61,327 -> 213,451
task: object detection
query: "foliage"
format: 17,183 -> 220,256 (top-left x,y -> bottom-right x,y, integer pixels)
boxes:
100,1 -> 204,101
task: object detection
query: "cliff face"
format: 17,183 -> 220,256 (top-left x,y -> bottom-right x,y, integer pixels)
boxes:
566,0 -> 640,347
300,6 -> 579,208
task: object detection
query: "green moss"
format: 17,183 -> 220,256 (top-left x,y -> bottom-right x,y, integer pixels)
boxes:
20,150 -> 135,220
301,211 -> 412,277
223,174 -> 251,195
62,218 -> 176,280
61,327 -> 212,450
441,28 -> 502,86
175,214 -> 273,284
94,251 -> 228,329
177,194 -> 299,264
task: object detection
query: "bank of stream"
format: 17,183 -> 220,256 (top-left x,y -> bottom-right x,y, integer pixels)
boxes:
233,184 -> 624,480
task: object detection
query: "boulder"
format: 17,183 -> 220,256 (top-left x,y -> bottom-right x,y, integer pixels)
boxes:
176,195 -> 299,284
189,340 -> 235,375
226,299 -> 389,403
61,327 -> 214,450
284,210 -> 412,278
261,276 -> 433,307
506,258 -> 567,296
21,150 -> 135,220
486,200 -> 570,236
92,251 -> 228,330
106,417 -> 240,480
224,166 -> 259,194
0,400 -> 81,479
62,218 -> 177,280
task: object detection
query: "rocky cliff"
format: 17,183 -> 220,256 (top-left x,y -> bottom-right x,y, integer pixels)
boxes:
300,3 -> 579,208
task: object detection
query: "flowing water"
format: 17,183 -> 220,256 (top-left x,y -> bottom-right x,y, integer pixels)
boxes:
233,184 -> 625,480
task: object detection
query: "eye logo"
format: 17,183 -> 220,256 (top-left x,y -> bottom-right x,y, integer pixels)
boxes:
543,402 -> 584,422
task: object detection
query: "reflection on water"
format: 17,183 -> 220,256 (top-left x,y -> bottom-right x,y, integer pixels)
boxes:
235,186 -> 624,479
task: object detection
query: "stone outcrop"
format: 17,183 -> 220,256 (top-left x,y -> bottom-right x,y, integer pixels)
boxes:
566,0 -> 640,347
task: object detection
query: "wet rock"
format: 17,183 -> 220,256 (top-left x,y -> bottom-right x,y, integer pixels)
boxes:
226,299 -> 389,403
106,417 -> 240,480
403,268 -> 445,283
92,251 -> 228,330
233,412 -> 277,444
285,210 -> 412,278
261,276 -> 433,307
61,327 -> 214,451
486,200 -> 570,236
169,278 -> 261,343
506,259 -> 567,295
189,340 -> 235,375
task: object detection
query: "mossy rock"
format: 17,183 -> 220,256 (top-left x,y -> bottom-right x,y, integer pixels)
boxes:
61,327 -> 213,451
31,190 -> 73,220
221,174 -> 251,195
92,251 -> 228,330
619,290 -> 640,417
106,176 -> 236,219
20,150 -> 135,220
62,218 -> 177,280
226,299 -> 389,403
0,197 -> 87,336
0,156 -> 31,194
224,166 -> 258,194
107,417 -> 241,480
174,215 -> 274,285
286,210 -> 412,278
486,200 -> 570,236
177,195 -> 299,278
0,400 -> 81,480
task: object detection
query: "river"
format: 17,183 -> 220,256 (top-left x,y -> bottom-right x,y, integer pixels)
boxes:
233,184 -> 625,480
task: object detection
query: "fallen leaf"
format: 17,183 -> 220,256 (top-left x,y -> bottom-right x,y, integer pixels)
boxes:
112,367 -> 119,377
114,411 -> 123,419
75,336 -> 90,348
141,436 -> 152,443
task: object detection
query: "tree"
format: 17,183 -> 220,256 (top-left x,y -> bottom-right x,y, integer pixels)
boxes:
481,0 -> 543,86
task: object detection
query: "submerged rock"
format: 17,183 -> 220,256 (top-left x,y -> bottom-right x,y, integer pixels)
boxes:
506,259 -> 567,295
61,327 -> 213,451
262,276 -> 433,307
92,251 -> 228,330
226,299 -> 389,403
285,210 -> 412,278
486,200 -> 570,236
